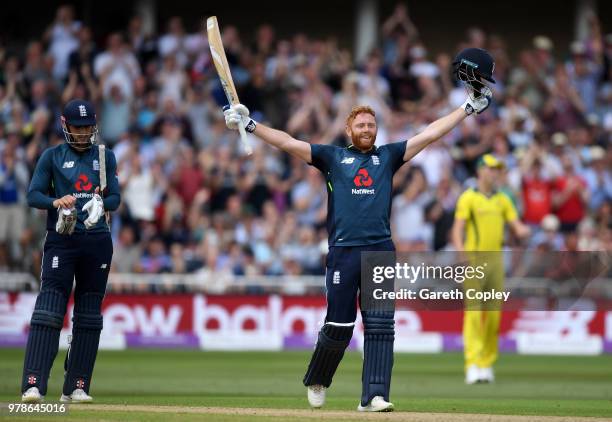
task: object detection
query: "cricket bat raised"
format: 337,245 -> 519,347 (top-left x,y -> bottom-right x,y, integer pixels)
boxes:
206,16 -> 253,155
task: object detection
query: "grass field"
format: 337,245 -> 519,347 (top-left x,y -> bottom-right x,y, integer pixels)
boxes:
0,349 -> 611,421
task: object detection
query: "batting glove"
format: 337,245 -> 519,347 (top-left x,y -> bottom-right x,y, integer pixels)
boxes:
223,104 -> 257,133
56,207 -> 77,235
82,193 -> 104,229
461,86 -> 492,115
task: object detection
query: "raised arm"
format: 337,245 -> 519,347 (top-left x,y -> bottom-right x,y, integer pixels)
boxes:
404,108 -> 467,162
225,104 -> 312,163
403,88 -> 492,162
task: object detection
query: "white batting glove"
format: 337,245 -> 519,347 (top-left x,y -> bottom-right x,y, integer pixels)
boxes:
223,104 -> 257,132
461,86 -> 492,115
56,207 -> 77,235
82,193 -> 104,229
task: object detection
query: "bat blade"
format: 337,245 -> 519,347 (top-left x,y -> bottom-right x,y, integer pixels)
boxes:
98,144 -> 106,191
206,16 -> 252,155
98,144 -> 111,226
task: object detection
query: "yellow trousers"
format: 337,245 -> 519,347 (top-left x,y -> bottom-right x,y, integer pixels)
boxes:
462,253 -> 504,370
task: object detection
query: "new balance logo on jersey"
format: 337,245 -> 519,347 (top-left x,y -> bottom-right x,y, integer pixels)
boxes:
341,157 -> 355,164
372,156 -> 380,165
52,256 -> 59,269
62,161 -> 75,168
333,271 -> 340,284
101,263 -> 107,269
79,105 -> 87,117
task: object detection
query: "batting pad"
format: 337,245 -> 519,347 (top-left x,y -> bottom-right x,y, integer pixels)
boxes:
361,311 -> 395,406
303,323 -> 354,388
63,292 -> 104,395
22,288 -> 69,395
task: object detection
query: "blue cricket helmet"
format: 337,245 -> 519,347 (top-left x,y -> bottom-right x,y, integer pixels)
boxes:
61,99 -> 99,151
62,99 -> 97,126
452,48 -> 496,99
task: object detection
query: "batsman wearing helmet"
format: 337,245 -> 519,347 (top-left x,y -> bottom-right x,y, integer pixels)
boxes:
223,49 -> 494,412
20,99 -> 120,403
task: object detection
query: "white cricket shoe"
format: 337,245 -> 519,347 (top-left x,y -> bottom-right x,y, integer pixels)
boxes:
479,367 -> 495,383
307,385 -> 326,408
357,396 -> 394,412
60,388 -> 93,403
22,387 -> 44,403
465,364 -> 481,385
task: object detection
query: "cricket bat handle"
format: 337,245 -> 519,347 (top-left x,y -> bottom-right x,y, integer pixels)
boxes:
238,121 -> 253,155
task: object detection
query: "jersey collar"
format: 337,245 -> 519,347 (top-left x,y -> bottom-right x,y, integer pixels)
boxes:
347,144 -> 378,155
473,187 -> 498,198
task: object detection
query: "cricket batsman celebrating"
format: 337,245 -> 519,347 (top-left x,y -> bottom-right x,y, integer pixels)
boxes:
21,99 -> 120,403
224,48 -> 494,412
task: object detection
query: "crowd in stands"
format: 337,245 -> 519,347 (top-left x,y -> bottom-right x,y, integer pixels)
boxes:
0,3 -> 610,281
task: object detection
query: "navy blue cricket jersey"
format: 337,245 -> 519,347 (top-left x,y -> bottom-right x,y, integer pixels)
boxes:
27,144 -> 121,233
310,141 -> 407,246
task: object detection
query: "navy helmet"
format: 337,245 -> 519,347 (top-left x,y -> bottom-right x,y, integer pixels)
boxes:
453,48 -> 495,99
61,99 -> 98,151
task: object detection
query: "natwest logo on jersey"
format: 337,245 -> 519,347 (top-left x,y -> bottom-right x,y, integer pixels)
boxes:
75,174 -> 93,191
353,169 -> 373,187
352,169 -> 375,195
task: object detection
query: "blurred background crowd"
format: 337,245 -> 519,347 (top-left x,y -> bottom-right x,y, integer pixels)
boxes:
0,3 -> 610,281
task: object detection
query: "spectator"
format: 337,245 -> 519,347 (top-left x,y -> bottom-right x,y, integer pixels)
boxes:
520,150 -> 553,226
44,5 -> 80,81
0,146 -> 29,259
552,154 -> 589,232
112,225 -> 142,273
140,236 -> 172,274
392,167 -> 432,251
94,32 -> 141,100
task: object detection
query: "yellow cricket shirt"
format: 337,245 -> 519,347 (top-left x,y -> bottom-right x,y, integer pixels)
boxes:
455,188 -> 518,251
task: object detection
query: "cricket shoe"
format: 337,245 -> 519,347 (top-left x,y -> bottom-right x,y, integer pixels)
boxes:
60,388 -> 93,403
307,384 -> 326,408
479,367 -> 495,383
357,396 -> 394,412
465,364 -> 481,385
22,387 -> 44,403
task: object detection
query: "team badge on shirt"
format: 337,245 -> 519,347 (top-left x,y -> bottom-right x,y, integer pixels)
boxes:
93,160 -> 99,171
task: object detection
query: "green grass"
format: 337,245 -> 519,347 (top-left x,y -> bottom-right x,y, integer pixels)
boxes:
1,349 -> 611,421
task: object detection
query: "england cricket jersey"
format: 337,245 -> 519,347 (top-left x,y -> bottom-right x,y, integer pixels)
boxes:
27,144 -> 120,233
310,141 -> 407,246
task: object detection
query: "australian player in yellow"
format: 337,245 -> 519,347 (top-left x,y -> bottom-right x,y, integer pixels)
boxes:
451,154 -> 529,384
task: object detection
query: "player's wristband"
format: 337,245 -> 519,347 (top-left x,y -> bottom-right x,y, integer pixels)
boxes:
462,101 -> 475,116
245,119 -> 257,133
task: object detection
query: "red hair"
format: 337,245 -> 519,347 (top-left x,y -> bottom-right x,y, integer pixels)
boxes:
345,105 -> 376,128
